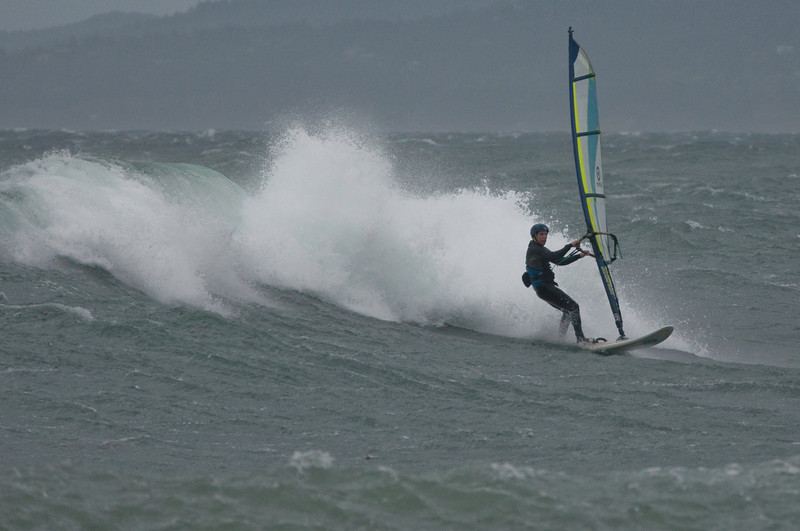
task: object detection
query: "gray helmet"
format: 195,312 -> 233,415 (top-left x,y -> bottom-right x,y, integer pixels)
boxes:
530,223 -> 550,237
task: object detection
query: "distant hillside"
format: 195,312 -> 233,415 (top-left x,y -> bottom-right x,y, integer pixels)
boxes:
0,12 -> 157,52
0,0 -> 797,132
0,0 -> 500,52
173,0 -> 501,28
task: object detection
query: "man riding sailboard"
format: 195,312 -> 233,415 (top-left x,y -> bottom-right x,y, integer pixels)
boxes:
523,223 -> 602,344
518,28 -> 673,354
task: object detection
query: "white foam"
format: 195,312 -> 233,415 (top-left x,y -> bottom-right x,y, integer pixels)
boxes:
0,302 -> 94,321
1,154 -> 264,315
685,220 -> 706,230
289,450 -> 334,472
491,462 -> 539,480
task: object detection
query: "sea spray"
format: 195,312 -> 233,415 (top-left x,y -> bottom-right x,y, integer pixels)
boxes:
0,154 -> 257,314
1,127 -> 669,340
237,126 -> 663,339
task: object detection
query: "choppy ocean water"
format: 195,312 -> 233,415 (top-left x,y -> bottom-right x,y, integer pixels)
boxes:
1,128 -> 799,529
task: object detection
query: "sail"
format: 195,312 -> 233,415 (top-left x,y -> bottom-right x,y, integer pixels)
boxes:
568,28 -> 626,338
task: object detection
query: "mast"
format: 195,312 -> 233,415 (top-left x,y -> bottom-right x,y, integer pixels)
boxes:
568,28 -> 626,339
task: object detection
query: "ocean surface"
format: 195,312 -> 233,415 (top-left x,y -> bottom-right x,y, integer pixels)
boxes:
1,128 -> 799,529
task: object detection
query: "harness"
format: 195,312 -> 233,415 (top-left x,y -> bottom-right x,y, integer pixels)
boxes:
523,266 -> 548,288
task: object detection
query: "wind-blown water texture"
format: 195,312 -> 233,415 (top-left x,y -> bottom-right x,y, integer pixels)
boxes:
5,457 -> 800,530
1,128 -> 799,530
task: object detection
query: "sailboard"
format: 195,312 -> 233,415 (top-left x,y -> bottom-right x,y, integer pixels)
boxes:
568,28 -> 672,350
578,326 -> 674,355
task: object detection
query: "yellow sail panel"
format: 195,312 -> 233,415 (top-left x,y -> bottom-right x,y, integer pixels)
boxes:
572,86 -> 608,259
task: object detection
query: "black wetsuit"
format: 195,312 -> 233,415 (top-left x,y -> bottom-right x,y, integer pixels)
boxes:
525,240 -> 585,340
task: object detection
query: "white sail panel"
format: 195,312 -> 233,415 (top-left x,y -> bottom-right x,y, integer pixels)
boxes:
574,48 -> 594,79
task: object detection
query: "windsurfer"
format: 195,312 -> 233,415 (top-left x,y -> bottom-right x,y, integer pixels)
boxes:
523,223 -> 593,343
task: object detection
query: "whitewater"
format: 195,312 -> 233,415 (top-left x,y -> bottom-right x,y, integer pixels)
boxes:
1,128 -> 671,338
1,127 -> 799,529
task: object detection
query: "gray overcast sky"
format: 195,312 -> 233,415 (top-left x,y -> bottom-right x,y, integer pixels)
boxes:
0,0 -> 204,31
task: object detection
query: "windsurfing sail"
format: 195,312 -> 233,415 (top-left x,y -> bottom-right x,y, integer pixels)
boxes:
568,27 -> 626,339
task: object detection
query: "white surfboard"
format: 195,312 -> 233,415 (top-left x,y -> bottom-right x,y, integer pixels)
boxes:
578,326 -> 674,355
